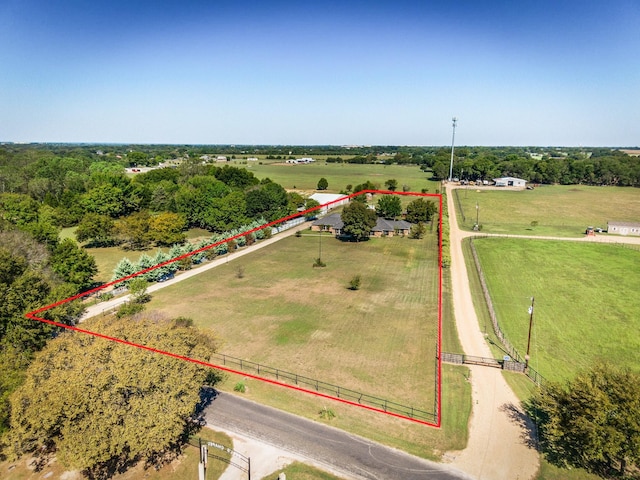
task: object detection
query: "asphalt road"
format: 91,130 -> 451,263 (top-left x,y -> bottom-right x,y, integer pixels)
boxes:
204,392 -> 473,480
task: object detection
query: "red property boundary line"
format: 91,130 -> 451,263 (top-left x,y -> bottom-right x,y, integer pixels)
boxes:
26,190 -> 443,428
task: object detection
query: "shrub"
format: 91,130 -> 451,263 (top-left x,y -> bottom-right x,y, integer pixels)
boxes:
319,406 -> 336,421
348,275 -> 361,290
116,302 -> 145,318
234,382 -> 246,393
313,257 -> 326,268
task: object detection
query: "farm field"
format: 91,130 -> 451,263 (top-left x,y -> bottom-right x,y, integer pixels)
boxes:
453,184 -> 640,236
473,237 -> 640,382
146,231 -> 440,412
231,159 -> 436,194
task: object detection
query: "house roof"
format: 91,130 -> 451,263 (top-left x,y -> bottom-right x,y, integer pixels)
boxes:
312,213 -> 343,228
309,193 -> 349,206
312,214 -> 412,232
372,218 -> 412,232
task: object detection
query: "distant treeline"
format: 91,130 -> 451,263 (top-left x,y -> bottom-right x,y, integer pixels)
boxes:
324,147 -> 640,187
2,144 -> 639,191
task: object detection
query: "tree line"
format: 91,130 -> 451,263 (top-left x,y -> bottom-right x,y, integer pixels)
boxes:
0,145 -> 309,251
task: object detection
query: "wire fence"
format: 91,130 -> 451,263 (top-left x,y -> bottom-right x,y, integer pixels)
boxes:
210,352 -> 437,424
468,239 -> 547,387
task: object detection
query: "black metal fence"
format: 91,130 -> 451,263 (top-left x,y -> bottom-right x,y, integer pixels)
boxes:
442,352 -> 526,373
210,352 -> 437,424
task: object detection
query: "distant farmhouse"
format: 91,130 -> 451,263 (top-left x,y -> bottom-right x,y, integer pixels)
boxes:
312,213 -> 412,237
285,157 -> 315,164
607,221 -> 640,236
493,177 -> 527,187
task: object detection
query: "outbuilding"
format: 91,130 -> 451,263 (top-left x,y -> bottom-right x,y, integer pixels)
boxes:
308,193 -> 349,215
493,177 -> 527,187
607,221 -> 640,236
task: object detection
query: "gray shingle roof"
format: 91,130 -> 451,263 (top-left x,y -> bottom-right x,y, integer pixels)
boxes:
312,214 -> 412,232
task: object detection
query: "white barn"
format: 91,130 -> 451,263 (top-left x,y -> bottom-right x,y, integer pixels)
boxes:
607,221 -> 640,236
308,193 -> 349,215
493,177 -> 527,187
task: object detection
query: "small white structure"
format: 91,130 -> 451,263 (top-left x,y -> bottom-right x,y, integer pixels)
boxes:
493,177 -> 527,187
607,221 -> 640,236
285,157 -> 315,164
309,193 -> 349,215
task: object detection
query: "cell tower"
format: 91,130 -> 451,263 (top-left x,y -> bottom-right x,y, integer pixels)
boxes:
448,117 -> 457,182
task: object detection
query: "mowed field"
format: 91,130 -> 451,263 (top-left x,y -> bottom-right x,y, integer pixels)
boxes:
453,185 -> 640,236
473,237 -> 640,382
233,159 -> 436,193
146,230 -> 440,412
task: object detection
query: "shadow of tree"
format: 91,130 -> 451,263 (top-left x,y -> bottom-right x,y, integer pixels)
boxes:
500,402 -> 538,450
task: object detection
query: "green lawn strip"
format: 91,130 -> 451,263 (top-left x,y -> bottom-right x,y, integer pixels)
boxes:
143,229 -> 468,458
473,237 -> 640,383
234,160 -> 436,193
218,362 -> 470,461
146,233 -> 439,410
459,238 -> 506,358
441,269 -> 464,353
535,460 -> 602,480
261,461 -> 347,480
454,185 -> 640,236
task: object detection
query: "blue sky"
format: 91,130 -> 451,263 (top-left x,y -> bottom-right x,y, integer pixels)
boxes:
1,0 -> 638,146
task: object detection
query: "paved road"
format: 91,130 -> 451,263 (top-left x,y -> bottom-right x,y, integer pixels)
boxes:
205,391 -> 474,480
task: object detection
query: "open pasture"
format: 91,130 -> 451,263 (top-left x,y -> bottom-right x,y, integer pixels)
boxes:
454,185 -> 640,236
146,231 -> 440,411
233,159 -> 435,193
473,237 -> 640,382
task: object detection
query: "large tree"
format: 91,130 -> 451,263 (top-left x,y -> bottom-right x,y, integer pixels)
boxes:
405,198 -> 438,223
375,195 -> 402,219
50,238 -> 98,291
341,201 -> 377,241
245,180 -> 291,222
527,364 -> 640,477
8,314 -> 219,477
75,213 -> 116,246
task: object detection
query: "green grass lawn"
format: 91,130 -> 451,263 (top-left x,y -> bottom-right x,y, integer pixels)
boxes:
233,159 -> 436,194
473,237 -> 640,383
147,232 -> 440,411
262,461 -> 347,480
138,229 -> 471,458
453,185 -> 640,236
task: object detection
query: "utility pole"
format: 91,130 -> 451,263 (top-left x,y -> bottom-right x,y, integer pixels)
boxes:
448,117 -> 457,182
525,297 -> 534,371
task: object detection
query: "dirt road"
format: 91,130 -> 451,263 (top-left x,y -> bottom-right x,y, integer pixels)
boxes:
445,184 -> 540,480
